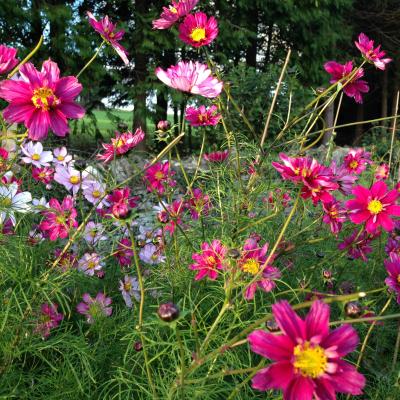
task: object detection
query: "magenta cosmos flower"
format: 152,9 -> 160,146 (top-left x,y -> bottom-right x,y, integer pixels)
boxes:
97,128 -> 144,163
114,238 -> 134,266
0,59 -> 85,141
39,196 -> 78,241
324,61 -> 369,103
76,292 -> 112,324
248,300 -> 366,399
34,303 -> 63,339
32,167 -> 54,185
204,149 -> 229,163
338,229 -> 373,262
375,163 -> 389,181
0,45 -> 18,75
106,187 -> 139,219
322,199 -> 346,235
346,181 -> 400,233
185,105 -> 221,127
355,33 -> 392,70
144,161 -> 176,195
239,238 -> 281,300
87,12 -> 129,65
156,61 -> 223,98
190,239 -> 227,280
343,148 -> 371,174
179,12 -> 218,48
152,0 -> 199,30
385,253 -> 400,304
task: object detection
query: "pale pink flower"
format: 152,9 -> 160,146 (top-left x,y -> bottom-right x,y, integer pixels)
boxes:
53,146 -> 72,166
76,292 -> 112,323
54,165 -> 89,195
82,180 -> 108,207
119,275 -> 140,308
78,252 -> 103,276
21,141 -> 53,167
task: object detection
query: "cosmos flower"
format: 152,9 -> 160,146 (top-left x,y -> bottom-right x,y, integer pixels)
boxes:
82,180 -> 108,207
384,253 -> 400,304
114,238 -> 134,266
324,61 -> 369,103
32,167 -> 54,185
76,292 -> 112,324
156,61 -> 223,98
54,165 -> 89,195
187,188 -> 211,220
34,303 -> 63,339
190,239 -> 227,280
355,33 -> 392,70
139,243 -> 165,265
0,59 -> 85,140
346,181 -> 400,233
0,147 -> 9,171
83,221 -> 107,246
322,199 -> 347,235
144,161 -> 176,195
185,105 -> 221,127
375,163 -> 389,181
0,183 -> 32,225
21,141 -> 53,168
203,149 -> 229,163
343,148 -> 371,174
179,12 -> 218,47
338,229 -> 373,262
248,300 -> 365,399
39,196 -> 78,241
119,275 -> 141,308
330,161 -> 359,196
152,0 -> 199,30
53,146 -> 72,166
78,252 -> 103,276
239,238 -> 281,300
96,129 -> 145,163
106,187 -> 139,219
0,45 -> 18,74
87,12 -> 129,64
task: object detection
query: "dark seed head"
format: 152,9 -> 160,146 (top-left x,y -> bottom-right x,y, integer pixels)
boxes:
134,341 -> 143,351
266,319 -> 280,332
345,301 -> 362,318
227,248 -> 241,259
157,302 -> 180,322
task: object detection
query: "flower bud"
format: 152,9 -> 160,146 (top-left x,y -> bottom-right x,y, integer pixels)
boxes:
157,302 -> 180,322
157,120 -> 170,131
134,341 -> 143,351
322,269 -> 332,280
345,301 -> 362,318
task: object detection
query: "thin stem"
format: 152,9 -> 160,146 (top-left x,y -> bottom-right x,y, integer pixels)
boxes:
392,321 -> 400,370
76,40 -> 106,79
388,91 -> 399,171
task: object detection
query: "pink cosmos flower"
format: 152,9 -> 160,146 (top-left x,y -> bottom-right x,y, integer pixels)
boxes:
375,163 -> 389,180
78,252 -> 103,276
0,59 -> 85,140
32,167 -> 54,185
179,12 -> 218,47
248,300 -> 365,399
346,181 -> 400,233
96,129 -> 145,163
39,196 -> 78,241
87,12 -> 129,65
83,221 -> 107,246
82,180 -> 108,207
330,161 -> 358,195
343,148 -> 371,174
338,229 -> 373,262
139,243 -> 166,265
152,0 -> 199,30
185,105 -> 221,127
0,147 -> 9,171
385,253 -> 400,304
190,239 -> 227,280
385,237 -> 400,257
34,303 -> 63,339
322,199 -> 347,235
144,161 -> 176,195
53,146 -> 72,166
203,149 -> 229,163
54,165 -> 89,195
159,199 -> 187,235
355,33 -> 392,70
21,141 -> 53,167
76,292 -> 112,324
187,188 -> 211,220
106,187 -> 139,219
0,45 -> 18,74
156,61 -> 223,98
272,153 -> 308,182
53,248 -> 77,271
119,275 -> 140,308
324,61 -> 369,103
239,238 -> 281,300
114,238 -> 134,266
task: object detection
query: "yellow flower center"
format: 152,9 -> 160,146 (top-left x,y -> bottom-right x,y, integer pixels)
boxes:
293,342 -> 327,378
31,87 -> 58,111
397,274 -> 400,284
367,199 -> 383,215
39,172 -> 46,178
124,282 -> 132,291
169,6 -> 177,13
155,171 -> 164,181
115,138 -> 125,148
349,160 -> 359,169
88,261 -> 96,270
70,175 -> 80,185
56,215 -> 66,225
206,256 -> 216,266
32,153 -> 41,161
190,27 -> 206,42
57,155 -> 65,161
242,258 -> 260,275
0,197 -> 12,207
89,230 -> 97,238
92,190 -> 101,198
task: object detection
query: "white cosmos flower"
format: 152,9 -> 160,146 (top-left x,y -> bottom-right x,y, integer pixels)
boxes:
0,183 -> 32,225
21,141 -> 53,168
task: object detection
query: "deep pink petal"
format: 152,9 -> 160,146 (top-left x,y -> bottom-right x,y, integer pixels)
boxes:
0,80 -> 32,102
305,300 -> 330,342
283,375 -> 314,400
272,301 -> 306,343
370,180 -> 387,198
252,362 -> 294,391
55,76 -> 82,100
49,110 -> 69,137
59,102 -> 85,119
330,360 -> 366,395
314,377 -> 336,400
321,324 -> 359,357
27,110 -> 50,140
3,103 -> 34,123
248,330 -> 294,361
349,210 -> 370,224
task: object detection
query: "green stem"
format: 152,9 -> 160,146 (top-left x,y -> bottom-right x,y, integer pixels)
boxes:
76,40 -> 106,79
